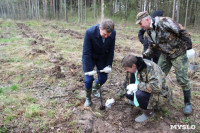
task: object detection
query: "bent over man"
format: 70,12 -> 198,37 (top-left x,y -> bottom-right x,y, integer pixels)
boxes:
136,11 -> 192,115
122,54 -> 172,122
82,19 -> 116,107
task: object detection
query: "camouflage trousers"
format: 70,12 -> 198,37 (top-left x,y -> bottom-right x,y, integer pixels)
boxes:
158,53 -> 190,91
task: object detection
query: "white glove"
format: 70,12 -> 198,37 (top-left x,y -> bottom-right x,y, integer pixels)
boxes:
105,98 -> 115,108
126,84 -> 138,95
84,70 -> 96,76
186,49 -> 195,59
100,66 -> 112,73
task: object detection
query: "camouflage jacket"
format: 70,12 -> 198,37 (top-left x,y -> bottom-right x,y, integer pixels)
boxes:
137,59 -> 172,109
146,17 -> 188,59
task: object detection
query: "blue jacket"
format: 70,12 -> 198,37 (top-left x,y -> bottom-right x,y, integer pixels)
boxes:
82,24 -> 116,72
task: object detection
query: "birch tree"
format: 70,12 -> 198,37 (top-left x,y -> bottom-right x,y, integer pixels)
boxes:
172,0 -> 176,20
65,0 -> 68,22
94,0 -> 96,20
176,0 -> 180,22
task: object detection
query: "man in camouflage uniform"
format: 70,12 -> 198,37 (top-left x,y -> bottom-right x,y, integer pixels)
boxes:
136,11 -> 192,115
121,54 -> 172,122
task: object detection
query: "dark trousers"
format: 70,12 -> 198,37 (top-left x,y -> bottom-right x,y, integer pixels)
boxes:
84,72 -> 108,89
126,90 -> 151,110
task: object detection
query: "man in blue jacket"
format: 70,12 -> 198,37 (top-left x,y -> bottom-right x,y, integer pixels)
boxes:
82,19 -> 116,107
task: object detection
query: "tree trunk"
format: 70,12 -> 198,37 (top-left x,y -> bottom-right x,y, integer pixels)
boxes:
172,0 -> 176,20
154,0 -> 158,10
140,0 -> 143,11
70,0 -> 73,13
176,0 -> 180,22
184,0 -> 190,28
64,0 -> 68,22
53,0 -> 56,18
59,0 -> 63,19
85,0 -> 87,23
94,0 -> 96,20
78,0 -> 80,23
6,0 -> 10,18
189,0 -> 193,23
125,0 -> 128,18
81,0 -> 83,23
38,0 -> 40,19
22,0 -> 26,19
109,0 -> 113,17
101,0 -> 104,20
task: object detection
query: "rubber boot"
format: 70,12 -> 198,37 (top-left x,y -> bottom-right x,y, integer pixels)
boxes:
183,90 -> 192,115
92,82 -> 101,98
135,109 -> 154,123
84,89 -> 92,107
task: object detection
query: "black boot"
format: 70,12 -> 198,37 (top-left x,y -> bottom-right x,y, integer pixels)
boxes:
84,89 -> 92,107
183,90 -> 192,115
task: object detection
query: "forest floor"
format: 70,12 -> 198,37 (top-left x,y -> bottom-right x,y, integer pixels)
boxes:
0,19 -> 200,133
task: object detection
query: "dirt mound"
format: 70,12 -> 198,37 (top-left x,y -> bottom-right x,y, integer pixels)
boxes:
59,29 -> 83,39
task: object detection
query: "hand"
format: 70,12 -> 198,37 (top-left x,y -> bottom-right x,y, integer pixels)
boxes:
100,66 -> 112,73
84,70 -> 96,76
126,84 -> 138,95
143,49 -> 150,58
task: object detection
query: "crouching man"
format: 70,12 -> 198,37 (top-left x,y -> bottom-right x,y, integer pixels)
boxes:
121,54 -> 172,122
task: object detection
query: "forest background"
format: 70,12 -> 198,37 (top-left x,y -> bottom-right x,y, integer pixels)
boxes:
0,0 -> 200,132
0,0 -> 200,29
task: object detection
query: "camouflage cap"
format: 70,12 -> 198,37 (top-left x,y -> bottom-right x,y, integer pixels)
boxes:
136,11 -> 149,24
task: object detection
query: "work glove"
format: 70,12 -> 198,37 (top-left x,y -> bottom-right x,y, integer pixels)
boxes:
186,49 -> 195,59
100,66 -> 112,73
126,84 -> 138,95
84,70 -> 96,76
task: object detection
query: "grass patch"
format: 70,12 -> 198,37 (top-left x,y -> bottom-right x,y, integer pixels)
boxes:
47,110 -> 55,118
75,94 -> 84,100
65,103 -> 72,108
94,112 -> 102,118
3,115 -> 15,124
74,90 -> 79,94
68,120 -> 76,127
25,96 -> 37,103
0,127 -> 7,133
10,84 -> 19,91
181,117 -> 191,124
0,87 -> 5,94
64,110 -> 72,119
25,104 -> 42,118
1,21 -> 15,27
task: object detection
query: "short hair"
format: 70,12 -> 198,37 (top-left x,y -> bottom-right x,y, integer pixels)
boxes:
121,54 -> 138,68
100,19 -> 114,33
